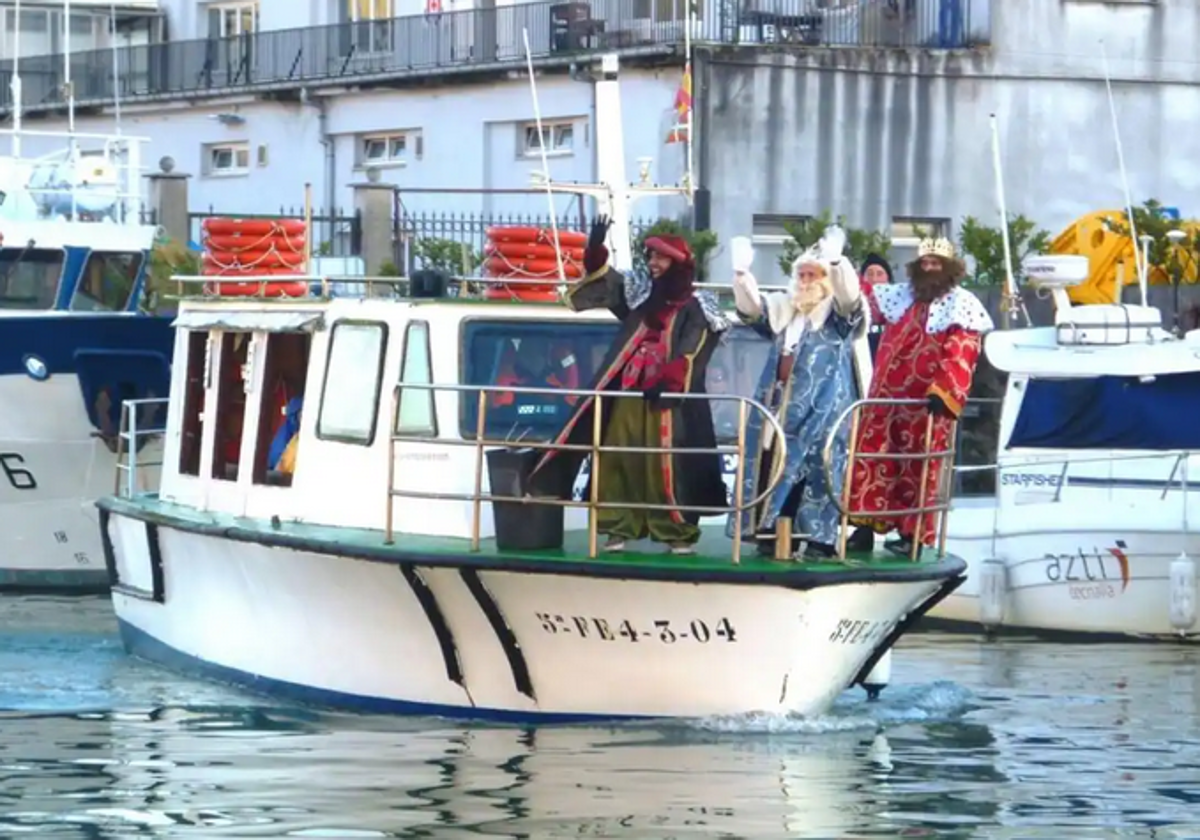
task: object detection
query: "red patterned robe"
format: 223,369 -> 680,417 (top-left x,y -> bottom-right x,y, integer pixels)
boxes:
849,283 -> 993,544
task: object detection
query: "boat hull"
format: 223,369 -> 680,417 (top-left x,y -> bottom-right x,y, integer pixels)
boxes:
103,508 -> 963,722
931,500 -> 1200,641
0,372 -> 163,592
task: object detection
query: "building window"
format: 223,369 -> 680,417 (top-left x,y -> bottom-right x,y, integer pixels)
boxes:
347,0 -> 394,21
360,132 -> 408,167
317,320 -> 388,445
891,216 -> 951,267
396,321 -> 435,436
212,1 -> 259,37
891,216 -> 949,240
204,142 -> 250,177
750,214 -> 810,279
520,121 -> 574,158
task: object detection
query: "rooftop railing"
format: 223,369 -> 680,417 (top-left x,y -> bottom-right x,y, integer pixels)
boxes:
0,0 -> 988,111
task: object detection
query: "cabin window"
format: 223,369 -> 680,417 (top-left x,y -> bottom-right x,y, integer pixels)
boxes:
707,324 -> 773,442
317,320 -> 388,445
252,331 -> 313,486
0,249 -> 63,309
70,251 -> 143,312
396,321 -> 435,436
1008,372 -> 1200,451
459,319 -> 618,440
178,331 -> 210,477
210,332 -> 252,481
952,357 -> 1005,496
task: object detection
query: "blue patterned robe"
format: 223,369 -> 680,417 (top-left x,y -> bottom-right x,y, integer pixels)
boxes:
726,294 -> 868,546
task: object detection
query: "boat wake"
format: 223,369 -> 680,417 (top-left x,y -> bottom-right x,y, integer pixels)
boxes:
679,680 -> 976,734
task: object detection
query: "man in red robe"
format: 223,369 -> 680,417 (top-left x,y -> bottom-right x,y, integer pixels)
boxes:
847,237 -> 993,556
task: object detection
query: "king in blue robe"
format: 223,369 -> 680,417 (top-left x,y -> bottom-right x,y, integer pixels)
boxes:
725,227 -> 873,559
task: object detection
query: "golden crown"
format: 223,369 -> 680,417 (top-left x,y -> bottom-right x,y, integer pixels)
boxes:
918,237 -> 955,260
916,236 -> 955,259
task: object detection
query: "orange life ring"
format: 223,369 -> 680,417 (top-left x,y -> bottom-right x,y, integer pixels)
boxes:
214,280 -> 310,297
485,226 -> 587,248
204,233 -> 307,252
483,257 -> 582,278
203,250 -> 307,268
203,266 -> 304,277
484,241 -> 585,262
202,218 -> 308,237
483,285 -> 561,302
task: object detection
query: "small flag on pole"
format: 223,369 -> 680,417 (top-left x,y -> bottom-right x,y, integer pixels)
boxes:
665,61 -> 692,144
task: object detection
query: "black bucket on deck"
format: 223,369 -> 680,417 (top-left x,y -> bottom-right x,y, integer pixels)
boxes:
486,447 -> 564,551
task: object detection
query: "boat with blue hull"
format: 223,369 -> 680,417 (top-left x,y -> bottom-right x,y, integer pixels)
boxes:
0,129 -> 174,592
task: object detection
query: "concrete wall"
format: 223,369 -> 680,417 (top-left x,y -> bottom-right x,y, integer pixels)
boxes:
698,0 -> 1200,279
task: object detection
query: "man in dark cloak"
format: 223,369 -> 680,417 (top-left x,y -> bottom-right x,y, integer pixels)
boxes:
532,216 -> 729,555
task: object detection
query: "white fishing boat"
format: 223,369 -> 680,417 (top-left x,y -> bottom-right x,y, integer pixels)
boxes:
95,273 -> 966,721
933,254 -> 1200,640
0,132 -> 171,592
0,1 -> 174,592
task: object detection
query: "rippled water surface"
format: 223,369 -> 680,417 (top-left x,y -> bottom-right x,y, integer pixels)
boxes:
2,594 -> 1200,838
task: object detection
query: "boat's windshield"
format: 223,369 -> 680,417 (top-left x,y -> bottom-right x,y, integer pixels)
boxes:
460,319 -> 773,442
1008,372 -> 1200,450
0,249 -> 63,309
69,251 -> 143,312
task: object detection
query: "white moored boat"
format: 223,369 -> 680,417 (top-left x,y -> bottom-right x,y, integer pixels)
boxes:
0,129 -> 170,592
96,271 -> 967,722
934,254 -> 1200,640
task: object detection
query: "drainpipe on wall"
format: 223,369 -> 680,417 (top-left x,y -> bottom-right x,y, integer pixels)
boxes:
305,89 -> 335,246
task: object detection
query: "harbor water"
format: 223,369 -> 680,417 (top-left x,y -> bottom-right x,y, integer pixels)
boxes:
2,595 -> 1199,838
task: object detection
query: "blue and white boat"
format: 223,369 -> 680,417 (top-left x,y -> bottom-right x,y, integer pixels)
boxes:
0,127 -> 174,591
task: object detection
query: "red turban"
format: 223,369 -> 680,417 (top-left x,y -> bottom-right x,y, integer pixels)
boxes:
644,234 -> 694,266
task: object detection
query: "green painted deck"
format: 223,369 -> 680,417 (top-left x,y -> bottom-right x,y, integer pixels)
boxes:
102,495 -> 962,586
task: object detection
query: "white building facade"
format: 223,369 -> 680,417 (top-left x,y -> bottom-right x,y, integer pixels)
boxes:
12,0 -> 1191,276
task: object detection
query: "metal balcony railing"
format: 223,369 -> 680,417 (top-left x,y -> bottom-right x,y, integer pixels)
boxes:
0,0 -> 988,112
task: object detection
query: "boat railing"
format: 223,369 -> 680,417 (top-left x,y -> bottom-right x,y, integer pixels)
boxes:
822,398 -> 958,562
114,397 -> 170,499
164,275 -> 793,302
956,448 -> 1197,503
386,384 -> 788,564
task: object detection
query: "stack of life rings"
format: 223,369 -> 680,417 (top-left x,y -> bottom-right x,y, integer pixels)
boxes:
201,217 -> 310,298
482,226 -> 587,302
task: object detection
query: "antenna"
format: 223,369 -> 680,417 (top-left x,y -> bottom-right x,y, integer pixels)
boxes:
110,0 -> 121,133
1100,39 -> 1147,306
989,113 -> 1027,327
65,0 -> 78,220
521,28 -> 567,287
10,0 -> 20,157
683,1 -> 694,203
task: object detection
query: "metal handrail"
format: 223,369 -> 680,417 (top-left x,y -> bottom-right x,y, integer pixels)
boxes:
114,397 -> 170,498
164,274 -> 801,303
385,383 -> 788,564
821,397 -> 958,562
954,448 -> 1199,502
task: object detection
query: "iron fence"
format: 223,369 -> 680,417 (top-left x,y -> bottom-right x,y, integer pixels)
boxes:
396,210 -> 657,274
0,0 -> 988,112
187,207 -> 361,257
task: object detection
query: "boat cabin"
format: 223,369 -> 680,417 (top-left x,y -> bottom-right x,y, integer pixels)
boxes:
982,259 -> 1200,505
151,290 -> 780,541
0,131 -> 155,315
